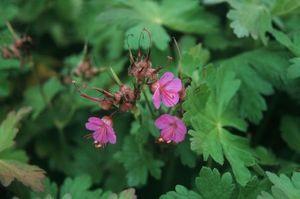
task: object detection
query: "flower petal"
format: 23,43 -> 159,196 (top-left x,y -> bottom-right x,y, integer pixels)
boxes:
88,117 -> 103,124
161,91 -> 179,107
155,114 -> 174,129
107,126 -> 117,144
152,89 -> 161,109
85,122 -> 100,131
161,126 -> 175,142
173,130 -> 186,143
93,128 -> 108,144
102,116 -> 113,127
173,117 -> 187,143
165,78 -> 182,92
175,117 -> 187,134
159,72 -> 174,86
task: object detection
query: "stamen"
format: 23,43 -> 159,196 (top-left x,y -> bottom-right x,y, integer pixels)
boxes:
158,137 -> 164,143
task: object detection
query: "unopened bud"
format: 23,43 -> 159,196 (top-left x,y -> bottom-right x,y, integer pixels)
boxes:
102,116 -> 113,126
120,102 -> 133,112
179,87 -> 186,100
150,81 -> 159,93
99,99 -> 113,110
1,48 -> 12,59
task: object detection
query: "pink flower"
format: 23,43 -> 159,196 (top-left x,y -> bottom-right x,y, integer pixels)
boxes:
85,116 -> 116,147
152,72 -> 182,109
155,114 -> 187,143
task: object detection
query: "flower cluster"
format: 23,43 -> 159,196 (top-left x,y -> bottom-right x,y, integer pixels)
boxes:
1,35 -> 32,66
73,56 -> 100,80
82,46 -> 187,148
128,49 -> 160,84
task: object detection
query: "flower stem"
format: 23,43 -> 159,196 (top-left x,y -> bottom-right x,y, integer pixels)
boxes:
142,90 -> 155,118
109,67 -> 122,86
252,164 -> 266,176
173,37 -> 183,78
6,21 -> 18,40
207,156 -> 213,168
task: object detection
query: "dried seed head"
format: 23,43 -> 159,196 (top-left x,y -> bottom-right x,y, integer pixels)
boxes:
128,50 -> 159,84
74,58 -> 100,79
1,35 -> 33,67
120,84 -> 136,102
120,102 -> 133,112
114,92 -> 122,103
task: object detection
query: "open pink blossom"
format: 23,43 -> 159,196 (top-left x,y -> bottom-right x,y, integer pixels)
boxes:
155,114 -> 187,143
85,116 -> 116,147
152,72 -> 182,109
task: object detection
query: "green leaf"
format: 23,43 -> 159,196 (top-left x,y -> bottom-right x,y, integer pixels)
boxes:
182,83 -> 210,126
117,188 -> 137,199
100,0 -> 218,50
125,23 -> 170,50
287,58 -> 300,79
0,107 -> 31,152
16,0 -> 47,22
161,167 -> 235,199
159,0 -> 218,34
31,178 -> 58,199
0,29 -> 14,46
258,172 -> 300,199
24,77 -> 64,119
0,108 -> 45,191
175,140 -> 197,168
160,185 -> 202,199
271,0 -> 300,16
184,66 -> 257,185
0,59 -> 20,70
181,44 -> 210,77
196,167 -> 235,199
253,147 -> 278,166
0,74 -> 10,97
227,1 -> 272,44
271,29 -> 300,56
115,136 -> 164,186
60,175 -> 103,199
220,49 -> 289,123
236,177 -> 271,199
280,116 -> 300,153
0,0 -> 18,24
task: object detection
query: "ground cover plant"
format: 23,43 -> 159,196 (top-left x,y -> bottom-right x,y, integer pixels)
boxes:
1,0 -> 300,198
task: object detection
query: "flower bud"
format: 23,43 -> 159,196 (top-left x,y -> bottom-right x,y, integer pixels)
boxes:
100,99 -> 113,110
1,48 -> 12,59
114,92 -> 122,103
150,81 -> 159,93
179,87 -> 186,100
120,102 -> 133,112
102,116 -> 113,126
